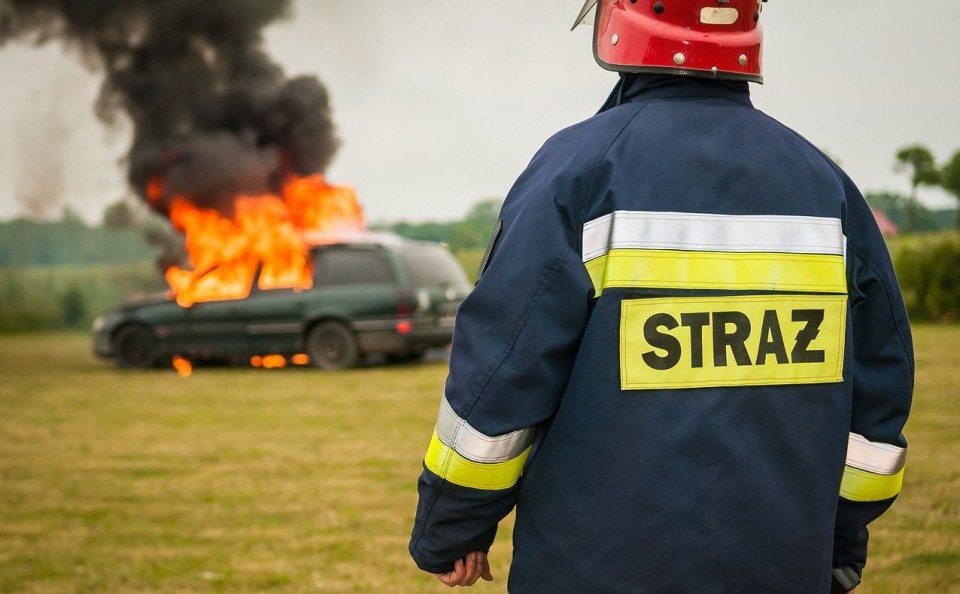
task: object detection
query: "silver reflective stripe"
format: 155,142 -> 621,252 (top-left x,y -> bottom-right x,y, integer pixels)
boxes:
846,432 -> 906,475
436,396 -> 536,464
582,211 -> 846,263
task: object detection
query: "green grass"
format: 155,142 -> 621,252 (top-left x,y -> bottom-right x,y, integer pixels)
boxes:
0,328 -> 958,593
862,324 -> 960,592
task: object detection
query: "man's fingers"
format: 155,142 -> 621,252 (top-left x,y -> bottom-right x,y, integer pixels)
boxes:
436,558 -> 465,587
437,572 -> 458,588
434,553 -> 494,588
479,553 -> 494,582
463,551 -> 484,586
469,551 -> 492,583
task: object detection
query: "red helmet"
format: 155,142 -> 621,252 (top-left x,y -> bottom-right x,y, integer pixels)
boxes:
573,0 -> 765,83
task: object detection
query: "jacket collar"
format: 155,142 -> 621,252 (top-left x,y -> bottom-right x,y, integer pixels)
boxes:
598,73 -> 753,114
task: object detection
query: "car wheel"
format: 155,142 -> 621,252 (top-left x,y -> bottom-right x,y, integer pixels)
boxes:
306,321 -> 359,370
114,325 -> 158,369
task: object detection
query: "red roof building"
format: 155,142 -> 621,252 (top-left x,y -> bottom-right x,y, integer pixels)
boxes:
870,206 -> 899,237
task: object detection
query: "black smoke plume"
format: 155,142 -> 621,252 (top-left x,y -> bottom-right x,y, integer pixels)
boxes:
0,0 -> 339,216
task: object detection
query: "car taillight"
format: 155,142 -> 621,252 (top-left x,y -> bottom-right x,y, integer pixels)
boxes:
396,289 -> 415,317
395,289 -> 416,334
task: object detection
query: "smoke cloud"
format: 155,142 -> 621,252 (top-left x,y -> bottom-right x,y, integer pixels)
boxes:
0,0 -> 339,215
13,84 -> 70,220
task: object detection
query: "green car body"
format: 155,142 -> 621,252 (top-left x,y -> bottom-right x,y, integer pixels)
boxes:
92,233 -> 471,369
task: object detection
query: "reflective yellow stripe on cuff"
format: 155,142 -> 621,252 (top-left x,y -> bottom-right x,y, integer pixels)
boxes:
840,465 -> 905,502
424,430 -> 530,491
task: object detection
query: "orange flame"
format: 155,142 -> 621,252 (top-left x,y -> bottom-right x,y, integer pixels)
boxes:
291,354 -> 310,366
262,355 -> 287,369
161,174 -> 364,306
146,175 -> 165,205
250,354 -> 288,369
172,356 -> 193,377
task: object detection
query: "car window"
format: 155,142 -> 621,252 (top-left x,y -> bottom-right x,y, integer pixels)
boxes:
399,244 -> 468,287
313,248 -> 396,286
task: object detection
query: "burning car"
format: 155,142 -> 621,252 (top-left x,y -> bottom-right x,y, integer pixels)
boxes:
93,233 -> 471,370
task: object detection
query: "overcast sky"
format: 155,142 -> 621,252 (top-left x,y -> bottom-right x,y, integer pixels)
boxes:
1,0 -> 958,225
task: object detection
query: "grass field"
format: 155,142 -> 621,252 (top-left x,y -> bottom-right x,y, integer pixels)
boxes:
0,327 -> 958,593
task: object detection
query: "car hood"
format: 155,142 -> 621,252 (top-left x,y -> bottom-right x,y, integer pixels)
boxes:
118,292 -> 174,311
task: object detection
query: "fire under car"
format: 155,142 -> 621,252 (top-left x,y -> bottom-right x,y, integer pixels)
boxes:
92,233 -> 471,370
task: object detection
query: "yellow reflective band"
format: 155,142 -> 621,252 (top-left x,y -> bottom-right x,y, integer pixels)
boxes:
840,465 -> 905,502
620,295 -> 847,390
424,430 -> 531,491
586,249 -> 848,297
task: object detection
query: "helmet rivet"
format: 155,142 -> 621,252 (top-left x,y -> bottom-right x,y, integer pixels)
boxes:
738,54 -> 748,67
673,53 -> 686,66
653,2 -> 665,15
611,33 -> 619,45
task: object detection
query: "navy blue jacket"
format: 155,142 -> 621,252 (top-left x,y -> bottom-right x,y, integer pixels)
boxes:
410,75 -> 913,593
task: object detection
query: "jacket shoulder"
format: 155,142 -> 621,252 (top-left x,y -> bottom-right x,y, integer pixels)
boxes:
513,103 -> 651,217
537,103 -> 649,167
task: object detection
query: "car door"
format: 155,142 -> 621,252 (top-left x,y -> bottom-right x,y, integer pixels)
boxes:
181,297 -> 248,359
238,278 -> 306,355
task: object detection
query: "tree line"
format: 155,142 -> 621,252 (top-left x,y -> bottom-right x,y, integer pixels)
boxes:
2,189 -> 957,272
382,199 -> 501,253
895,145 -> 960,231
0,209 -> 155,268
1,189 -> 959,331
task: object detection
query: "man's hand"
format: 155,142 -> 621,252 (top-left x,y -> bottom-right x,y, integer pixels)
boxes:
435,551 -> 494,587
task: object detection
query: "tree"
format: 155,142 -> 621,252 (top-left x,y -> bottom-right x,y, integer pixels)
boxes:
940,150 -> 960,230
464,199 -> 502,226
59,285 -> 88,328
895,145 -> 939,232
103,199 -> 137,230
387,198 -> 504,252
60,205 -> 87,228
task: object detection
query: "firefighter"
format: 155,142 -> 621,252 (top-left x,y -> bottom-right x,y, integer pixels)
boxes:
409,1 -> 913,592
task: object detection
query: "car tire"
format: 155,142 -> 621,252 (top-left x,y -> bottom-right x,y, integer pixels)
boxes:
306,321 -> 359,370
114,325 -> 158,369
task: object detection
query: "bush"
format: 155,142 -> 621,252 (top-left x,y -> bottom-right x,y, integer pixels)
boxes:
0,262 -> 166,333
454,249 -> 484,284
890,233 -> 960,322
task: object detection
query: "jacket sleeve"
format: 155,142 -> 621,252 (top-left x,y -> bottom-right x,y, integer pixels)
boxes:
408,139 -> 597,574
833,181 -> 914,581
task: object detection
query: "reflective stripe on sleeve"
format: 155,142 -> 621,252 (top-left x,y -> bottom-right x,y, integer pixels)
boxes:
423,395 -> 536,490
840,433 -> 907,502
436,397 -> 536,464
846,432 -> 907,474
424,430 -> 532,490
582,211 -> 848,296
